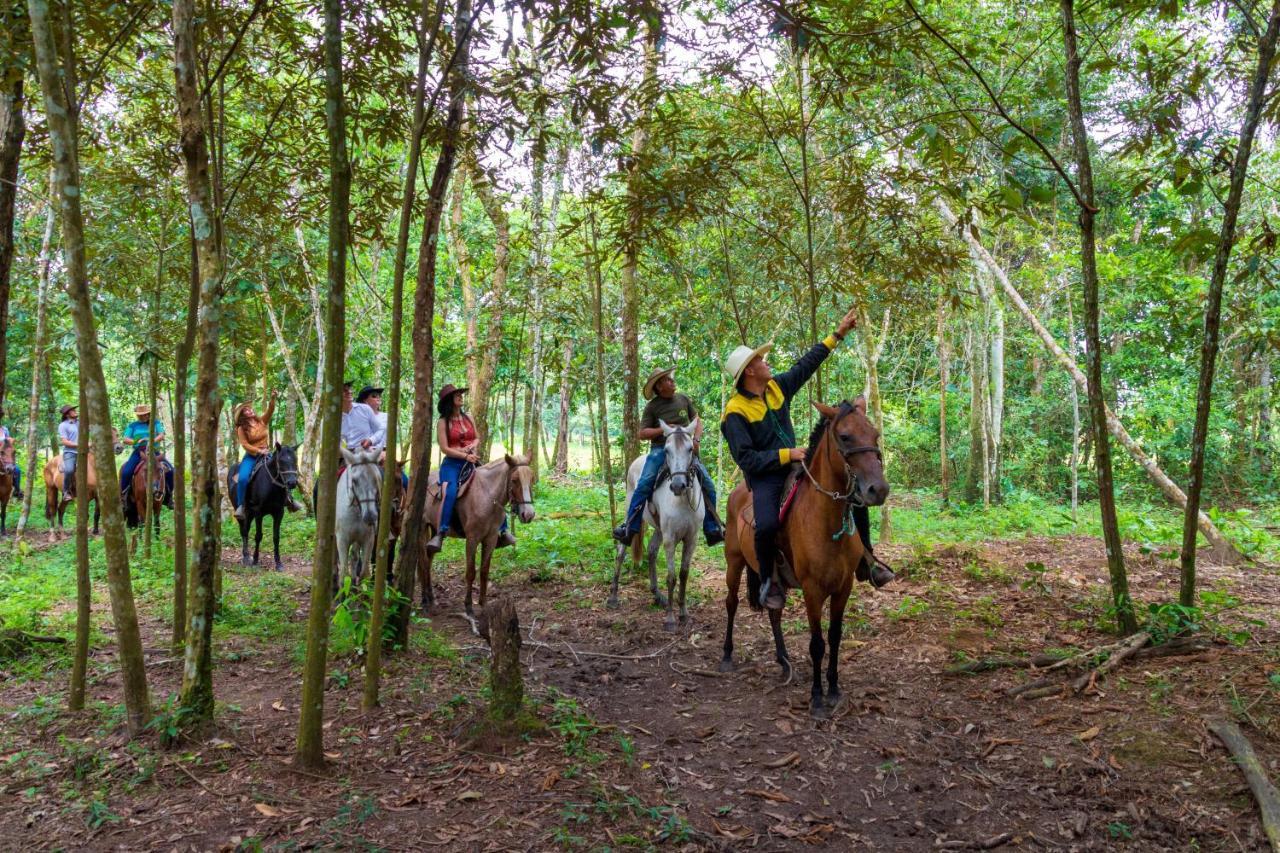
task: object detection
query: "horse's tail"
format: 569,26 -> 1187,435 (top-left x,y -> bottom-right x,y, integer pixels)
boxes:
745,565 -> 762,613
630,520 -> 643,564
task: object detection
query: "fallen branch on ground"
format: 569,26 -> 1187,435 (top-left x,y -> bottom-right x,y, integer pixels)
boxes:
525,622 -> 679,662
1208,718 -> 1280,852
993,631 -> 1210,700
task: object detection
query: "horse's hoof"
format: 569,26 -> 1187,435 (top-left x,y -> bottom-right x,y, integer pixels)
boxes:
825,690 -> 842,710
809,698 -> 829,720
777,660 -> 793,683
653,593 -> 668,608
718,658 -> 736,673
274,562 -> 284,572
241,557 -> 251,567
606,596 -> 619,610
663,619 -> 677,633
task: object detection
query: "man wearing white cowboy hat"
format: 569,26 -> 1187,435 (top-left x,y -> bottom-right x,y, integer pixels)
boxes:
612,367 -> 725,547
721,304 -> 887,610
119,403 -> 174,511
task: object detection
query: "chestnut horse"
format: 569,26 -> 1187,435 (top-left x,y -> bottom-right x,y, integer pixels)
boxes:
0,436 -> 14,536
43,432 -> 124,539
719,397 -> 889,718
127,449 -> 170,548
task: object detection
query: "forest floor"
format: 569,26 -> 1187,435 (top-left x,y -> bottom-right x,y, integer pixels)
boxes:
1,488 -> 1279,851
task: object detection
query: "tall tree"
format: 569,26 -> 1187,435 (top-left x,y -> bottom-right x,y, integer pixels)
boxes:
0,42 -> 23,409
1178,0 -> 1280,604
170,226 -> 200,647
297,0 -> 351,768
28,0 -> 151,733
174,0 -> 228,723
16,168 -> 55,537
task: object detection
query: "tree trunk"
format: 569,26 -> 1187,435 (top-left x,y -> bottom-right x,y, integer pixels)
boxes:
69,376 -> 89,711
0,75 -> 24,410
17,169 -> 56,538
553,338 -> 574,474
937,293 -> 950,503
931,196 -> 1237,553
859,309 -> 891,542
465,154 -> 511,458
173,0 -> 227,723
987,283 -> 1005,501
170,226 -> 199,647
296,0 -> 351,769
620,15 -> 661,468
1179,0 -> 1280,603
144,356 -> 158,558
484,595 -> 523,721
964,319 -> 984,504
1260,357 -> 1273,477
392,0 -> 472,647
588,206 -> 617,525
1061,0 -> 1134,633
1067,295 -> 1081,523
452,158 -> 478,390
30,0 -> 151,733
364,0 -> 437,708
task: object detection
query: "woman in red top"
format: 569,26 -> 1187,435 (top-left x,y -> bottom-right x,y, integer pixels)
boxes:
427,384 -> 515,553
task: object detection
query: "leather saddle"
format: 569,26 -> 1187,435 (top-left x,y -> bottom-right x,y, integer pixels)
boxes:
425,464 -> 477,536
735,466 -> 803,589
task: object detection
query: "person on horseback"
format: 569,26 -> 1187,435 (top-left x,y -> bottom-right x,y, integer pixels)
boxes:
344,384 -> 408,490
119,404 -> 174,510
58,404 -> 79,499
426,384 -> 515,554
232,390 -> 302,520
721,306 -> 890,610
612,368 -> 725,547
0,409 -> 24,500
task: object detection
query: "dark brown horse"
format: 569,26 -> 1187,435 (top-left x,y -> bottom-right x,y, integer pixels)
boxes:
43,431 -> 124,539
0,436 -> 14,536
720,397 -> 889,718
127,449 -> 168,548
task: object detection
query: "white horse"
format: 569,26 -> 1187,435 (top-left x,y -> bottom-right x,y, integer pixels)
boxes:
610,419 -> 704,631
335,447 -> 382,593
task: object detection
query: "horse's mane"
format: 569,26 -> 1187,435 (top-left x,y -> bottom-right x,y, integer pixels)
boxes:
805,415 -> 829,461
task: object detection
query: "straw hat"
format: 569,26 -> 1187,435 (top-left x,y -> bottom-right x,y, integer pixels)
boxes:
232,402 -> 254,423
642,368 -> 675,401
725,343 -> 773,385
134,404 -> 151,417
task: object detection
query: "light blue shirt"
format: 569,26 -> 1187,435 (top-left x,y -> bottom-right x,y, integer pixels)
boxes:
59,420 -> 79,451
343,403 -> 385,450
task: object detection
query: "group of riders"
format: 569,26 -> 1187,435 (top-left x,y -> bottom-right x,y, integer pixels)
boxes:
1,301 -> 890,610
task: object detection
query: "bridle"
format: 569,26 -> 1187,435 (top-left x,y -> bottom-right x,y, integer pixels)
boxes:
798,400 -> 882,516
506,462 -> 535,514
662,428 -> 701,508
344,459 -> 381,514
265,449 -> 300,492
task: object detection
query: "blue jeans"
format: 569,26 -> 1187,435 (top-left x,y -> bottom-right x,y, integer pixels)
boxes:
437,457 -> 505,536
236,453 -> 258,508
9,464 -> 18,493
622,447 -> 719,536
120,448 -> 173,499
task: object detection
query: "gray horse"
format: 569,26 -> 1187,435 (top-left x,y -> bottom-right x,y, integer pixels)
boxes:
610,420 -> 703,631
335,447 -> 383,593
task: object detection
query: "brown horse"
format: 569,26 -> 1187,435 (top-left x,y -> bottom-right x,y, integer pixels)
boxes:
127,449 -> 168,548
720,397 -> 889,718
0,437 -> 14,536
420,455 -> 536,619
44,432 -> 124,539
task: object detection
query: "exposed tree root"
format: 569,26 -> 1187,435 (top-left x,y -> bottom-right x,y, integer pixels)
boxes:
1208,718 -> 1280,851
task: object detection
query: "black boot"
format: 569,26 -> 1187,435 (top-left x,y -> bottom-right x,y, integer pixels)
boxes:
612,524 -> 637,546
704,525 -> 725,547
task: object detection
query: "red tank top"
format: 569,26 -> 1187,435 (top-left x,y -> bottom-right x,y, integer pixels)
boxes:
446,414 -> 477,448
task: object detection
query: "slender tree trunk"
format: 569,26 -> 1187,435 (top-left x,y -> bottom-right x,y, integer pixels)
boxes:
553,338 -> 574,474
364,0 -> 436,707
1061,0 -> 1134,633
145,357 -> 158,557
1067,295 -> 1081,523
620,16 -> 661,467
987,285 -> 1004,501
171,227 -> 199,647
1179,0 -> 1280,602
452,158 -> 478,389
588,206 -> 616,525
30,0 -> 151,733
0,76 -> 24,409
859,309 -> 891,542
465,154 -> 510,457
17,169 -> 56,537
932,196 -> 1235,552
937,293 -> 950,503
297,0 -> 351,768
964,319 -> 984,504
174,0 -> 228,723
69,376 -> 89,711
1260,357 -> 1273,477
393,0 -> 472,646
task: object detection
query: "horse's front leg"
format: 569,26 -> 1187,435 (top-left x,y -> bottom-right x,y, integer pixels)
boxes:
662,538 -> 678,632
92,497 -> 100,536
825,590 -> 849,709
608,542 -> 625,609
802,588 -> 828,719
240,518 -> 251,567
767,605 -> 791,684
478,539 -> 494,612
272,511 -> 284,571
252,515 -> 264,567
677,534 -> 694,626
648,528 -> 667,608
463,537 -> 478,617
418,552 -> 434,613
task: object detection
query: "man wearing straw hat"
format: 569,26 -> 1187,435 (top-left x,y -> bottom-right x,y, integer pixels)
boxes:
612,367 -> 725,547
119,404 -> 174,511
721,305 -> 884,610
58,404 -> 79,500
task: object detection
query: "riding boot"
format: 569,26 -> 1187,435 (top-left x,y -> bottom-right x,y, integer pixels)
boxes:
852,505 -> 894,588
496,530 -> 517,549
286,493 -> 302,513
233,504 -> 245,521
426,531 -> 444,554
164,493 -> 174,510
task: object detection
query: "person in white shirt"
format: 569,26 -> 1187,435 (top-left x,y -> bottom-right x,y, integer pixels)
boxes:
58,405 -> 79,499
0,412 -> 22,500
340,381 -> 361,448
346,386 -> 386,450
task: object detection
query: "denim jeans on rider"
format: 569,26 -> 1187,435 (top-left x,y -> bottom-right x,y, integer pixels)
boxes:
621,447 -> 719,536
236,453 -> 258,508
437,456 -> 506,537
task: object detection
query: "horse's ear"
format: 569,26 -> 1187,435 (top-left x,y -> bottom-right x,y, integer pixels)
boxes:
340,447 -> 357,466
505,453 -> 517,467
690,416 -> 701,434
658,418 -> 673,434
275,441 -> 281,450
813,401 -> 839,419
852,395 -> 867,414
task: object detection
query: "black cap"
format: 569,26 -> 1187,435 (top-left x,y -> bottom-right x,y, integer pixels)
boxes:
357,385 -> 383,402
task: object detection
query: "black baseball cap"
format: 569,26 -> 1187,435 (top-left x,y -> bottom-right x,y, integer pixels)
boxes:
357,385 -> 383,402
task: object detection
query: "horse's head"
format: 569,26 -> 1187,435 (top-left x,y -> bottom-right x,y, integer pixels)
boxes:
813,397 -> 889,507
340,446 -> 382,527
504,454 -> 536,524
274,442 -> 301,491
149,454 -> 166,502
659,418 -> 698,496
111,429 -> 125,455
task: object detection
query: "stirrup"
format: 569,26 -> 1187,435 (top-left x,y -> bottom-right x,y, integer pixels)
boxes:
612,524 -> 637,546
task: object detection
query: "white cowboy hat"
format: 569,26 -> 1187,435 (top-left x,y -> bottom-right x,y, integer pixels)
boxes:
725,343 -> 772,385
642,367 -> 675,401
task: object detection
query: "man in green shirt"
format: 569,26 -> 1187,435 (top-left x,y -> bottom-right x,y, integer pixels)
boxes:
612,368 -> 724,547
119,404 -> 174,509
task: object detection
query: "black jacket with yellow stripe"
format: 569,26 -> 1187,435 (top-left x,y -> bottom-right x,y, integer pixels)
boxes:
721,335 -> 839,480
